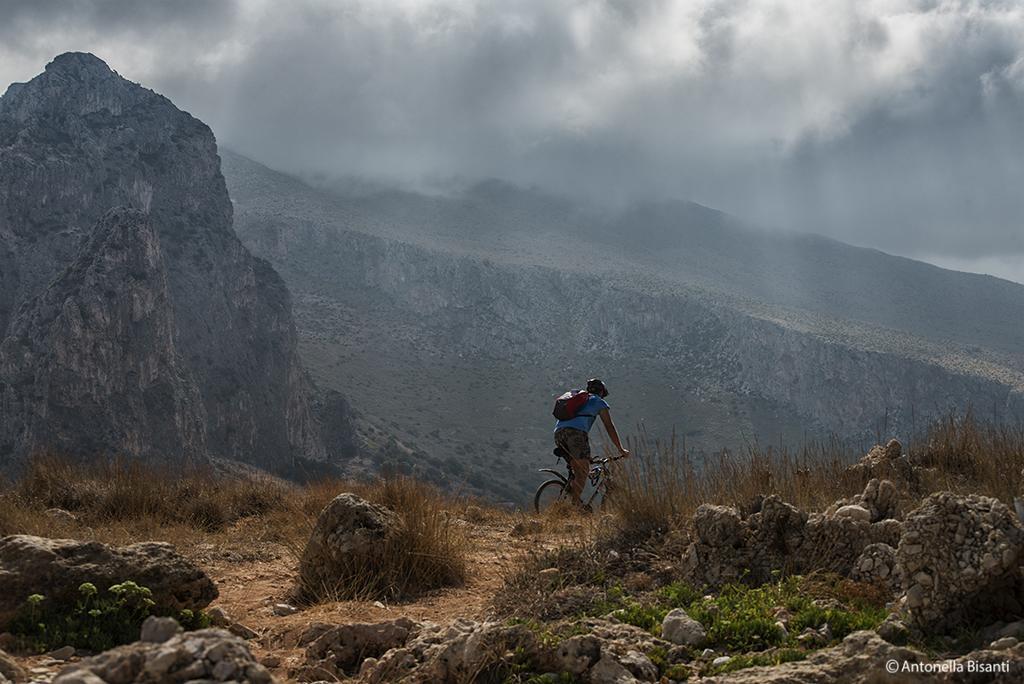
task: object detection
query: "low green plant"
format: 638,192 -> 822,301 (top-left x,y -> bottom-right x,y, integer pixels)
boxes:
708,648 -> 807,674
592,574 -> 886,655
10,581 -> 207,652
522,674 -> 577,684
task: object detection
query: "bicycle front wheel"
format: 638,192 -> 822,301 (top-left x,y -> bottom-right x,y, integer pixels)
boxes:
534,479 -> 568,514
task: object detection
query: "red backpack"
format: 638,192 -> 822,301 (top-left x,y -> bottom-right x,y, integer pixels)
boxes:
552,389 -> 590,421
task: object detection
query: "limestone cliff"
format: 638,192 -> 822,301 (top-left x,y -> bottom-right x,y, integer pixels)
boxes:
0,53 -> 353,474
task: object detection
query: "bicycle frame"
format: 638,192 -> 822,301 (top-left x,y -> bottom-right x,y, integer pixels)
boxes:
537,457 -> 613,507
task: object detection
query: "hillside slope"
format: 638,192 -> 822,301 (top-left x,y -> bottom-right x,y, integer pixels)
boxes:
222,151 -> 1023,501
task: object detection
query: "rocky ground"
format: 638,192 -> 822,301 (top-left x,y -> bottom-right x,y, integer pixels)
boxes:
3,440 -> 1024,682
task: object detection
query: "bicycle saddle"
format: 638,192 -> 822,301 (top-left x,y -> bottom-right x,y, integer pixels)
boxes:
552,446 -> 569,459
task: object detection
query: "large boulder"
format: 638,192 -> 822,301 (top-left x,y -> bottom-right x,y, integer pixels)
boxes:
297,493 -> 399,599
53,629 -> 273,683
0,535 -> 217,629
896,492 -> 1024,632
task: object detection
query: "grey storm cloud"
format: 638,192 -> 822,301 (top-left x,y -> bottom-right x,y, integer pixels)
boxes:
1,0 -> 1023,279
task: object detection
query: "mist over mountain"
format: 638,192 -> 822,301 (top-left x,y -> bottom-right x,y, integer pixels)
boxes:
0,53 -> 356,476
223,150 -> 1024,500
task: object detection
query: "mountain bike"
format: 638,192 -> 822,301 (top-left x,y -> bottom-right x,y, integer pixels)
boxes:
533,447 -> 623,513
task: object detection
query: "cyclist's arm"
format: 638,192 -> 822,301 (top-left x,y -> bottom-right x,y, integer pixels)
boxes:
598,409 -> 629,456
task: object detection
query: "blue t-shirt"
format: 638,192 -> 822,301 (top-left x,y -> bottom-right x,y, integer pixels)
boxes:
554,394 -> 610,433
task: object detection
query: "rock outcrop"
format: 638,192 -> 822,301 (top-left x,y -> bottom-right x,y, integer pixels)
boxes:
846,439 -> 923,489
297,493 -> 399,599
311,617 -> 670,684
53,628 -> 273,683
702,630 -> 1024,683
0,52 -> 353,475
895,492 -> 1024,632
680,483 -> 901,589
298,618 -> 416,679
0,535 -> 217,629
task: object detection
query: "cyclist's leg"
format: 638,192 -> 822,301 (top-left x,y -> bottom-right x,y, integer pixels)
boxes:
556,429 -> 591,505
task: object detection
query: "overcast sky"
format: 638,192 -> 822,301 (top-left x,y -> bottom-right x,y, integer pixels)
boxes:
2,0 -> 1022,282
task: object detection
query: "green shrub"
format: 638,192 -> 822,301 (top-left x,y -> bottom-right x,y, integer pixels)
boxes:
9,581 -> 207,652
708,648 -> 807,674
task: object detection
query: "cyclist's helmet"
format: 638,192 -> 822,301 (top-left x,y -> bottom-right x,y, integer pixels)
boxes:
586,378 -> 609,398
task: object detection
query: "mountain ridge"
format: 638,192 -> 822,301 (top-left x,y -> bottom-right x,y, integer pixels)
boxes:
222,149 -> 1023,499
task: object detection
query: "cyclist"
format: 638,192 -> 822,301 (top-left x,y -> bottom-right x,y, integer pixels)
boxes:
554,378 -> 630,507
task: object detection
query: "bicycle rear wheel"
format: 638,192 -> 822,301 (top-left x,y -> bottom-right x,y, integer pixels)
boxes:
534,479 -> 568,514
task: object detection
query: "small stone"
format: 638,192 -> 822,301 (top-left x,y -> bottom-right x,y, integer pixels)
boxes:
0,649 -> 28,683
207,606 -> 231,626
834,505 -> 870,522
912,571 -> 932,586
53,672 -> 106,684
272,603 -> 298,616
712,656 -> 732,667
45,508 -> 77,523
990,636 -> 1019,650
144,647 -> 179,677
373,600 -> 386,609
211,659 -> 236,680
905,584 -> 926,608
902,544 -> 923,555
359,656 -> 378,675
775,620 -> 789,639
48,645 -> 76,660
140,616 -> 182,643
228,622 -> 259,640
661,608 -> 706,647
701,648 -> 716,657
206,641 -> 229,662
260,654 -> 282,668
618,650 -> 658,680
538,568 -> 560,578
589,654 -> 635,684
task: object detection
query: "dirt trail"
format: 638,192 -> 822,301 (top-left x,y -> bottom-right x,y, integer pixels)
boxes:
201,516 -> 575,679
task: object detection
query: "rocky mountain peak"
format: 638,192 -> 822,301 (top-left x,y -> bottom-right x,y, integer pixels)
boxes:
0,55 -> 354,475
1,51 -> 151,122
44,51 -> 118,80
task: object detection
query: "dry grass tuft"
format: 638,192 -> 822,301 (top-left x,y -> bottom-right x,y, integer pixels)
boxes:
289,476 -> 469,602
911,411 -> 1024,502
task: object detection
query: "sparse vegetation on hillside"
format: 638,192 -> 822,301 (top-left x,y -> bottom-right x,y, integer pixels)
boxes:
606,411 -> 1024,544
1,457 -> 469,603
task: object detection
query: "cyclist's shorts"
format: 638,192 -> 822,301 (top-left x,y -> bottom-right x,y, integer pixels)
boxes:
554,427 -> 591,463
